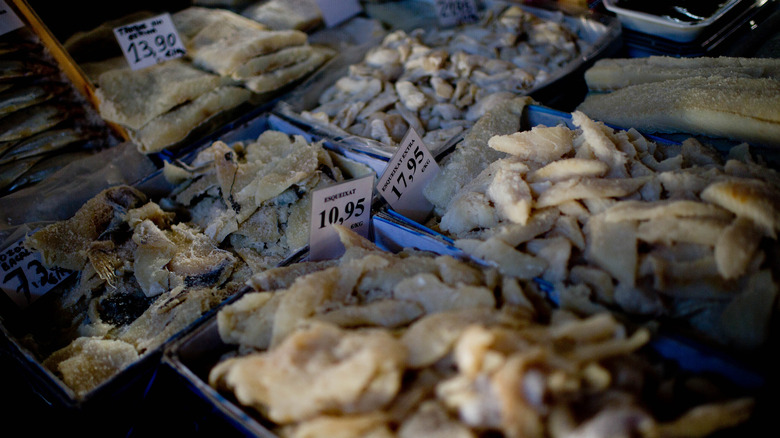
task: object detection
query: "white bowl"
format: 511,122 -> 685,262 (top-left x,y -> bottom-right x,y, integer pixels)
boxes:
603,0 -> 742,42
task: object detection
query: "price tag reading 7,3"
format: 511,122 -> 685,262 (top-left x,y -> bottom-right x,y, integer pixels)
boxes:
0,239 -> 72,309
114,13 -> 186,70
376,128 -> 441,223
309,174 -> 375,261
434,0 -> 479,27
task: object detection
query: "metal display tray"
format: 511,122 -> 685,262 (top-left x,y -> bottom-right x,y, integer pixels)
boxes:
274,0 -> 622,161
0,110 -> 376,412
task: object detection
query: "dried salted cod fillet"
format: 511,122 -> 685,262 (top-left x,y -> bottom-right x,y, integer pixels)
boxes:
636,216 -> 730,246
129,85 -> 250,154
96,60 -> 223,130
584,214 -> 638,287
424,96 -> 533,213
535,176 -> 650,208
602,199 -> 733,223
42,337 -> 139,398
234,139 -> 320,222
487,125 -> 573,163
401,308 -> 499,368
189,27 -> 308,76
486,159 -> 533,225
25,185 -> 146,270
270,254 -> 391,346
718,270 -> 778,349
571,110 -> 628,177
398,401 -> 476,438
714,217 -> 766,279
701,178 -> 780,238
209,321 -> 406,424
132,221 -> 236,297
455,237 -> 546,280
584,56 -> 780,92
527,158 -> 609,183
393,273 -> 496,313
231,45 -> 315,79
173,6 -> 268,44
241,0 -> 323,31
244,47 -> 333,93
576,76 -> 780,147
314,300 -> 425,329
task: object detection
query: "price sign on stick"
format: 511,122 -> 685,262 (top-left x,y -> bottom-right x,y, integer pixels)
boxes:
309,174 -> 374,261
1,239 -> 72,309
0,0 -> 24,36
434,0 -> 479,27
114,13 -> 186,70
376,128 -> 441,223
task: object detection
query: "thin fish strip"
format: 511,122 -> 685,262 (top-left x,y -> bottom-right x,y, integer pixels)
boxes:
0,83 -> 68,117
0,127 -> 90,164
0,104 -> 71,142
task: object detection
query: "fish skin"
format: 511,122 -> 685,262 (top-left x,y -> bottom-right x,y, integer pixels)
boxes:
0,140 -> 17,157
0,42 -> 41,57
0,155 -> 43,192
0,127 -> 91,164
0,104 -> 71,142
0,83 -> 69,117
2,150 -> 93,194
0,59 -> 57,81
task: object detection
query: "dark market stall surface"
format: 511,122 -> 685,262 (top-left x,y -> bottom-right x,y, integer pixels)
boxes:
4,1 -> 780,436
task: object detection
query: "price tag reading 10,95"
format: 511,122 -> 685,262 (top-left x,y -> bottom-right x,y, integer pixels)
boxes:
114,13 -> 186,70
1,238 -> 72,309
377,128 -> 440,223
309,174 -> 375,261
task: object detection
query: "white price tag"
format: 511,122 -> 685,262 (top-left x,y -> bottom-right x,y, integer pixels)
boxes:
377,128 -> 440,223
434,0 -> 479,27
1,239 -> 72,309
309,174 -> 374,261
114,13 -> 186,71
315,0 -> 362,27
0,0 -> 24,36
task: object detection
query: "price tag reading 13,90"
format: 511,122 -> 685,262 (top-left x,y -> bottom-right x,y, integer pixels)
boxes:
114,13 -> 186,70
309,174 -> 375,261
1,238 -> 72,309
434,0 -> 479,27
377,128 -> 440,223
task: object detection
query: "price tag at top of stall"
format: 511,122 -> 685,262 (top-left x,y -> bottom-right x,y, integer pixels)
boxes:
309,174 -> 374,261
376,128 -> 440,223
434,0 -> 479,27
0,238 -> 72,309
113,13 -> 186,70
315,0 -> 363,27
0,0 -> 24,36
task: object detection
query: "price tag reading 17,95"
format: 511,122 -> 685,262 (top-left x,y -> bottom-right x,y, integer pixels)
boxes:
434,0 -> 479,27
1,239 -> 72,309
114,13 -> 186,70
309,174 -> 375,261
377,128 -> 440,223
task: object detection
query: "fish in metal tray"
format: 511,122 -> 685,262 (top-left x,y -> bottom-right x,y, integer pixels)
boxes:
1,149 -> 93,194
0,103 -> 73,142
0,154 -> 43,192
0,41 -> 41,57
0,59 -> 58,81
0,127 -> 92,164
0,82 -> 70,117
